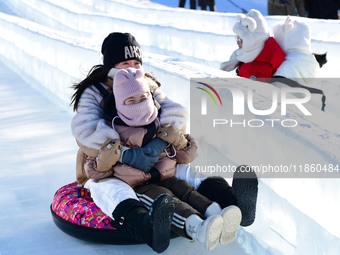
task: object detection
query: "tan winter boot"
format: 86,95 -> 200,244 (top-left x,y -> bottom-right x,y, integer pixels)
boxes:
219,205 -> 242,244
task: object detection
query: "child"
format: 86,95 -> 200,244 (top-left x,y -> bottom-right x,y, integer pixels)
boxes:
84,67 -> 242,251
220,9 -> 285,81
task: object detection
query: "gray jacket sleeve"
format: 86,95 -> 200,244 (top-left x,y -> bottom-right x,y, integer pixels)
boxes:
71,84 -> 120,150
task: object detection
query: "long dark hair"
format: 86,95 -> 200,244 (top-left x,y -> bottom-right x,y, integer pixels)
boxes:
70,64 -> 112,111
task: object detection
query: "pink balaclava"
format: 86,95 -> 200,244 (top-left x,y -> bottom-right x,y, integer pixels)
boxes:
113,67 -> 158,127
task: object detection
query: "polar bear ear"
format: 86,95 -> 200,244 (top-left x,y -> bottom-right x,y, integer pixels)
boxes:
284,16 -> 291,25
283,16 -> 294,33
241,16 -> 257,32
236,13 -> 246,21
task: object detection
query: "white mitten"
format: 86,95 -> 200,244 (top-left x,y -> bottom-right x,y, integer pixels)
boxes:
220,51 -> 240,71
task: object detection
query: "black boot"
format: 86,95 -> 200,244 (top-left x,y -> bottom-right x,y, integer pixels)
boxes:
112,194 -> 175,253
232,165 -> 258,227
197,176 -> 237,208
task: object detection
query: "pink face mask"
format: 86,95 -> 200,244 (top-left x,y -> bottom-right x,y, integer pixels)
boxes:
117,94 -> 158,127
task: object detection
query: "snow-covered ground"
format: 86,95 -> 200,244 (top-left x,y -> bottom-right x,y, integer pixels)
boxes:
0,1 -> 339,255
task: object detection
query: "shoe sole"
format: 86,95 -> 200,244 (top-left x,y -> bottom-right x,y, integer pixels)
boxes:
232,168 -> 258,227
205,215 -> 224,251
150,194 -> 175,253
220,205 -> 242,245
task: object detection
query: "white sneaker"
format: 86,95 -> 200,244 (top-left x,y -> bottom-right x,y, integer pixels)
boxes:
186,214 -> 223,251
219,205 -> 242,244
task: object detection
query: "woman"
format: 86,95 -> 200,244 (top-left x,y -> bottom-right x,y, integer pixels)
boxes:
220,9 -> 285,81
70,32 -> 181,253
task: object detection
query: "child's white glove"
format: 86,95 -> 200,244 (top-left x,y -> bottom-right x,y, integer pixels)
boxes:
220,50 -> 240,71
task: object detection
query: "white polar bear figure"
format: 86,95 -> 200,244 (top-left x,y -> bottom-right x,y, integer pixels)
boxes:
271,16 -> 326,111
272,16 -> 319,83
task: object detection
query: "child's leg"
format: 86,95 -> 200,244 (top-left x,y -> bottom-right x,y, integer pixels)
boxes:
135,183 -> 199,238
175,164 -> 238,211
160,177 -> 241,246
160,176 -> 214,216
134,183 -> 223,251
186,214 -> 223,251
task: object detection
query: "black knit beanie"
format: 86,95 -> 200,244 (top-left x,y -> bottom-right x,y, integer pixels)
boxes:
101,32 -> 142,68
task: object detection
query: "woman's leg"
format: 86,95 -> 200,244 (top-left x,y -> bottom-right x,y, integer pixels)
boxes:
232,166 -> 258,226
175,163 -> 207,189
84,177 -> 138,218
197,166 -> 258,227
176,164 -> 257,235
85,178 -> 175,253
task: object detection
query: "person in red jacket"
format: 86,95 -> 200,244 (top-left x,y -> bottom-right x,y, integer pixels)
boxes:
221,9 -> 285,82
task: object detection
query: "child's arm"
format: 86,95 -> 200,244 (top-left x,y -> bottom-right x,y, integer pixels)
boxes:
220,50 -> 241,72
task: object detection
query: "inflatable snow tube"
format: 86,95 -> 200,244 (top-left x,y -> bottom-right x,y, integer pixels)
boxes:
51,182 -> 178,244
51,182 -> 141,244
